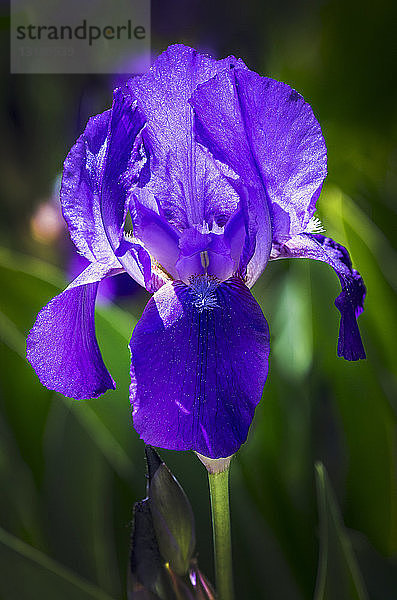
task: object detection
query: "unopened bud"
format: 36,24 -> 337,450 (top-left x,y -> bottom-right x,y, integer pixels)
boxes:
145,446 -> 196,576
130,500 -> 175,600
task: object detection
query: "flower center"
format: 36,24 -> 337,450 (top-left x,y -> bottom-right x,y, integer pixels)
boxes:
188,274 -> 220,312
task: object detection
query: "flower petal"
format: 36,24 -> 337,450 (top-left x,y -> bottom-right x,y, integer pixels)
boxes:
130,277 -> 270,458
190,69 -> 273,285
191,68 -> 327,279
61,109 -> 113,263
101,87 -> 147,279
26,262 -> 118,399
126,44 -> 244,229
130,200 -> 181,279
61,88 -> 148,282
271,233 -> 366,360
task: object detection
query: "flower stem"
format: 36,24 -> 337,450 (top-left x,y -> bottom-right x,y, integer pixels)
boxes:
208,466 -> 234,600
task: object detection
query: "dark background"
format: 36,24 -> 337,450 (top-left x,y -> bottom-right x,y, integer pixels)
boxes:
1,1 -> 396,598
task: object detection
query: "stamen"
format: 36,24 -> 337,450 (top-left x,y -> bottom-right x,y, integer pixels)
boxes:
305,216 -> 325,234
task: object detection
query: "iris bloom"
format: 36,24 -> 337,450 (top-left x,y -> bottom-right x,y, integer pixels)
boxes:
27,45 -> 365,459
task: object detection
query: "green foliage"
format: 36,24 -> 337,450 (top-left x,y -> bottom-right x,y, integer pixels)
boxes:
314,463 -> 368,600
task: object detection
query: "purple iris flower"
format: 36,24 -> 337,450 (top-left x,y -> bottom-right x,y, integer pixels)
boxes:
26,45 -> 365,459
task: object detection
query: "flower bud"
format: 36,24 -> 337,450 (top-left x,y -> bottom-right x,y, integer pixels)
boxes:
145,446 -> 196,576
129,500 -> 175,600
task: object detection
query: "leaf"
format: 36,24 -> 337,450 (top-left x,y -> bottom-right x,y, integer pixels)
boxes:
0,247 -> 144,596
0,246 -> 140,484
272,260 -> 313,380
314,463 -> 369,600
315,187 -> 397,554
0,525 -> 116,600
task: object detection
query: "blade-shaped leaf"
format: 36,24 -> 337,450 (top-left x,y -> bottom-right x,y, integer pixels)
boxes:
0,525 -> 116,600
314,462 -> 368,600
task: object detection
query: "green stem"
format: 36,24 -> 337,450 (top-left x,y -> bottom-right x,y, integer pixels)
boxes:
208,466 -> 234,600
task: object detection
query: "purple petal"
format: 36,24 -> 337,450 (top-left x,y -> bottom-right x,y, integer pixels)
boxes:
61,110 -> 113,263
130,276 -> 270,458
101,87 -> 148,279
26,262 -> 118,399
271,233 -> 366,360
190,69 -> 273,285
175,227 -> 235,282
191,68 -> 327,280
130,200 -> 181,279
61,88 -> 148,284
126,45 -> 244,229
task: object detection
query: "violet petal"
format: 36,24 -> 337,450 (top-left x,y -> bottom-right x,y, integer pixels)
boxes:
130,276 -> 270,458
26,261 -> 118,399
61,88 -> 149,285
191,68 -> 327,281
272,233 -> 366,360
101,87 -> 148,279
126,44 -> 244,230
61,109 -> 113,263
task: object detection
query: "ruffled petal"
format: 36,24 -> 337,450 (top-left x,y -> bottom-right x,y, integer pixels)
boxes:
61,110 -> 113,263
126,44 -> 244,229
271,233 -> 366,360
101,87 -> 148,278
191,68 -> 327,280
190,69 -> 273,285
61,88 -> 148,283
26,262 -> 118,399
129,276 -> 270,458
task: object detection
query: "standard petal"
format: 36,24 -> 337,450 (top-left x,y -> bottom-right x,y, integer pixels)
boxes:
126,44 -> 244,229
130,277 -> 270,458
191,68 -> 327,279
61,110 -> 113,263
100,88 -> 148,279
26,262 -> 118,399
60,88 -> 147,279
271,233 -> 366,360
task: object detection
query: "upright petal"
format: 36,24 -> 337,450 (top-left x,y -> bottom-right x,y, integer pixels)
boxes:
26,261 -> 119,399
191,68 -> 327,280
126,45 -> 244,229
271,233 -> 366,360
100,87 -> 147,279
61,109 -> 112,263
130,277 -> 270,458
61,88 -> 148,282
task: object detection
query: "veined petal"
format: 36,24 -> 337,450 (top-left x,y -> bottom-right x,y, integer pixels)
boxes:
61,88 -> 147,281
271,233 -> 366,360
26,261 -> 119,399
129,277 -> 270,458
191,68 -> 327,280
61,110 -> 113,263
126,44 -> 244,229
190,69 -> 273,286
100,88 -> 147,278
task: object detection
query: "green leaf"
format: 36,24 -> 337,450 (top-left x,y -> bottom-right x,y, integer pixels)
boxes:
0,246 -> 139,484
0,525 -> 116,600
0,247 -> 144,596
314,463 -> 368,600
315,187 -> 397,554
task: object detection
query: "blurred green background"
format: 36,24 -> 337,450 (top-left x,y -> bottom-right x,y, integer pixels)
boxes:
1,0 -> 396,598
